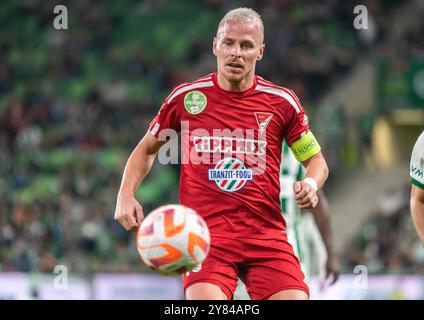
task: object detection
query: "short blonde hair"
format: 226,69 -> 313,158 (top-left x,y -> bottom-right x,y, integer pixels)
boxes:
217,8 -> 264,41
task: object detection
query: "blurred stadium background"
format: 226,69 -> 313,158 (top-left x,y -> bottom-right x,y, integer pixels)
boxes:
0,0 -> 423,299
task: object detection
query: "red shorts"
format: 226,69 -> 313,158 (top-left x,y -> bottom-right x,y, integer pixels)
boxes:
182,233 -> 309,300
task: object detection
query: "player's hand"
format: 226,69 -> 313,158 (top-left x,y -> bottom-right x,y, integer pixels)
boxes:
325,255 -> 341,285
114,192 -> 144,231
293,181 -> 319,209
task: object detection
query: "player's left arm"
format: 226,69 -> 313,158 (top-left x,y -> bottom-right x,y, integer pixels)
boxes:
411,184 -> 424,246
301,151 -> 329,190
284,91 -> 329,210
293,149 -> 329,210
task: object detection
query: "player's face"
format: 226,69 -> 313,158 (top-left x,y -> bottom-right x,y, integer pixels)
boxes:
213,20 -> 265,85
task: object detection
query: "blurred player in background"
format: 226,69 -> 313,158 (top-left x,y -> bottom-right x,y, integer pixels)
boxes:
410,131 -> 424,246
115,7 -> 329,300
279,141 -> 340,285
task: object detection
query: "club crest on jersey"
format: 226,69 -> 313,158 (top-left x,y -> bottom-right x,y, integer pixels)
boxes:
184,91 -> 207,115
254,112 -> 273,135
208,157 -> 253,192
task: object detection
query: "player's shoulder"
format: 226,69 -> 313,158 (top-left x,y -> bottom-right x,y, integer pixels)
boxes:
255,76 -> 302,113
413,131 -> 424,151
412,131 -> 424,161
164,73 -> 214,104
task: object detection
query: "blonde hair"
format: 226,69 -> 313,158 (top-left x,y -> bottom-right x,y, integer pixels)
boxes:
217,8 -> 264,41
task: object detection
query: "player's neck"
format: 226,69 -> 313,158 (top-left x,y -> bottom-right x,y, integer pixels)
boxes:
216,73 -> 255,92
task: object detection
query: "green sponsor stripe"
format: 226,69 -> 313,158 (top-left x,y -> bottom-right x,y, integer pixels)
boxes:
283,140 -> 289,155
227,180 -> 237,190
280,198 -> 287,213
296,164 -> 304,181
411,177 -> 424,189
294,222 -> 304,262
291,200 -> 304,262
224,159 -> 234,169
281,140 -> 289,175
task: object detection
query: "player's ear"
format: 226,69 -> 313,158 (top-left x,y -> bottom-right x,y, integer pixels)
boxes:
257,43 -> 265,61
213,37 -> 217,56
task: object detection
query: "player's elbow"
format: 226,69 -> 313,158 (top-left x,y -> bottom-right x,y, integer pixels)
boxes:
315,153 -> 329,182
322,160 -> 329,181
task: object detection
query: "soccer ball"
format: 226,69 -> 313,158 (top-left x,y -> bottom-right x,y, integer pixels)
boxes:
136,204 -> 210,275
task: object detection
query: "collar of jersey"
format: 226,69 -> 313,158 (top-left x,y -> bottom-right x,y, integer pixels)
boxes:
212,72 -> 258,96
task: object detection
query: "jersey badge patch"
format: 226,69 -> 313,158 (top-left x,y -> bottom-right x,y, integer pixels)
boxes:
255,112 -> 273,135
208,157 -> 253,192
184,91 -> 207,115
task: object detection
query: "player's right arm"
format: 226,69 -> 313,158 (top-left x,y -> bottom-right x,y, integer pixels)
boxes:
115,85 -> 182,231
115,132 -> 167,231
409,131 -> 424,245
411,185 -> 424,245
410,131 -> 424,245
309,190 -> 340,284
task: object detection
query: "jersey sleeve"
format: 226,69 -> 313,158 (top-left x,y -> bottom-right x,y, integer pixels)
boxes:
148,93 -> 181,139
410,131 -> 424,189
282,91 -> 321,162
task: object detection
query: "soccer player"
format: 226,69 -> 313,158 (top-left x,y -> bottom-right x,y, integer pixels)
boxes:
114,8 -> 329,300
410,131 -> 424,246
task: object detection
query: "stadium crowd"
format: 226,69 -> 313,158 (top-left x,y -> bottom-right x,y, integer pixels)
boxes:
0,0 -> 420,274
343,183 -> 424,274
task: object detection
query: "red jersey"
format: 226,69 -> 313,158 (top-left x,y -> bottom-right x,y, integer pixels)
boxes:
149,73 -> 311,239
